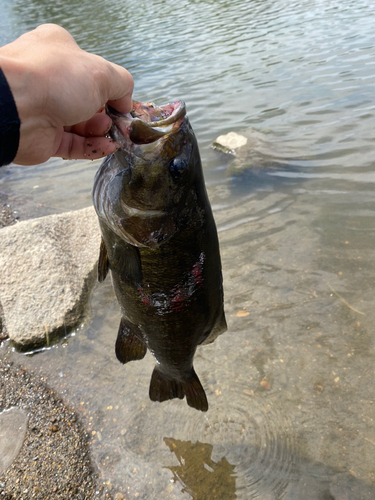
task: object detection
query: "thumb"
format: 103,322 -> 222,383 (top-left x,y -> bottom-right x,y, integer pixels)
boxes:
102,61 -> 134,114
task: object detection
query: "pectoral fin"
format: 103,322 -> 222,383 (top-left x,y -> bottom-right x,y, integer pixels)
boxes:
149,366 -> 208,412
113,243 -> 142,284
98,238 -> 110,283
115,318 -> 147,364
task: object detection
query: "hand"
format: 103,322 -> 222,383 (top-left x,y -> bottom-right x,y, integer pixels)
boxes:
0,24 -> 134,165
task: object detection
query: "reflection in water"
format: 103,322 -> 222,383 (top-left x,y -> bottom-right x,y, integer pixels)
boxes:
115,385 -> 301,498
164,438 -> 236,500
163,436 -> 375,500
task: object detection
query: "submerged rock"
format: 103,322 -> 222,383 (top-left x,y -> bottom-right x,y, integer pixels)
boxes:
211,128 -> 304,177
211,131 -> 248,155
0,206 -> 101,350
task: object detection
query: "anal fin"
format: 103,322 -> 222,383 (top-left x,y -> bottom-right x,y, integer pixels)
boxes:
201,312 -> 227,345
149,366 -> 208,412
115,318 -> 147,364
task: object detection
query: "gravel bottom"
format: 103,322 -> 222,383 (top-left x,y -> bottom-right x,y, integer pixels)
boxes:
0,195 -> 19,229
0,358 -> 105,500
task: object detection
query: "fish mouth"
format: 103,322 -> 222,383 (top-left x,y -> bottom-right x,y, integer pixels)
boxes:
107,100 -> 186,148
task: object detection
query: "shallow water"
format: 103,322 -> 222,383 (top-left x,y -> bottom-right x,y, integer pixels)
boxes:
1,0 -> 375,498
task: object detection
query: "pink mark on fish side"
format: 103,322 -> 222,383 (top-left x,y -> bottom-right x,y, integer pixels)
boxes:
171,288 -> 185,312
138,287 -> 150,306
192,252 -> 204,285
137,252 -> 206,313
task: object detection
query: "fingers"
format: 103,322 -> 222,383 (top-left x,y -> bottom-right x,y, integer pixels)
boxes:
55,111 -> 117,160
53,131 -> 117,161
67,112 -> 112,137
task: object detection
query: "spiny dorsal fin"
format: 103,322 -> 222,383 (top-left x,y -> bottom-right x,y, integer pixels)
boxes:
98,238 -> 110,283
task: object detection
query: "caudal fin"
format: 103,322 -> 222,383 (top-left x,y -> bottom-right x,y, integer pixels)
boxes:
149,366 -> 208,412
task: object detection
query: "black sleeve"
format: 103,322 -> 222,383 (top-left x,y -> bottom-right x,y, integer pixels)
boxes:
0,66 -> 20,166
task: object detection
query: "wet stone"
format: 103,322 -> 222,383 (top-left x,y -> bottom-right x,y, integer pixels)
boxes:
0,206 -> 101,350
0,408 -> 28,474
211,131 -> 248,155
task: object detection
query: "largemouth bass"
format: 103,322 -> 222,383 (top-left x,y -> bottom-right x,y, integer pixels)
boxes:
92,100 -> 226,411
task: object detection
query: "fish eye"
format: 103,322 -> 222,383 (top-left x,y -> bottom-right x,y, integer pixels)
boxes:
169,156 -> 188,179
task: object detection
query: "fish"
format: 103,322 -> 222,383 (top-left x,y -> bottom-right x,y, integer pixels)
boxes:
92,100 -> 227,411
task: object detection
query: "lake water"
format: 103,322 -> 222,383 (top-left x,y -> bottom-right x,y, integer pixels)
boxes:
1,0 -> 375,498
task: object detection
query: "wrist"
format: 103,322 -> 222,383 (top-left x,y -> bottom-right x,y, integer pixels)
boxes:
0,54 -> 41,125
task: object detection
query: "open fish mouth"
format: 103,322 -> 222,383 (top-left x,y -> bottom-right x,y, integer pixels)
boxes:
106,100 -> 186,148
130,100 -> 186,127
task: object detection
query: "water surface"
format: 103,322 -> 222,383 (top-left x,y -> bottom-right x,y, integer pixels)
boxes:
1,0 -> 375,498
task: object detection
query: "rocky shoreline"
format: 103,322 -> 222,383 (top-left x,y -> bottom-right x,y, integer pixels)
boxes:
0,201 -> 112,500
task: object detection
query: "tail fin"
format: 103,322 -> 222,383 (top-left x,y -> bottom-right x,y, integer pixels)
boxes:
149,365 -> 208,412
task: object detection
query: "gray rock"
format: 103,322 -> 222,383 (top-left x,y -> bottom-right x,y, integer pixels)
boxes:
0,206 -> 101,350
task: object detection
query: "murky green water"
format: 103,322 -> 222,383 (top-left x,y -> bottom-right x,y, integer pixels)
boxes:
1,0 -> 375,498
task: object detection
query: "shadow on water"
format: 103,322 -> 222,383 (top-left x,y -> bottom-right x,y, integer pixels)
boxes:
162,437 -> 375,500
164,438 -> 237,500
227,162 -> 304,196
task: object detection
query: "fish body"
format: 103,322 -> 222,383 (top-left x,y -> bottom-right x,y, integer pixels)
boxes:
92,100 -> 226,411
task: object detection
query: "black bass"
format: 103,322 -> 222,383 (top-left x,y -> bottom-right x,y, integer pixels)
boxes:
92,100 -> 226,411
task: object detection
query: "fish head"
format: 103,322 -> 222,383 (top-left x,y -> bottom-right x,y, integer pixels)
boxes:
94,100 -> 200,247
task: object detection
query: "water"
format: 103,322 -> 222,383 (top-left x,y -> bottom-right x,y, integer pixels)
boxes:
1,0 -> 375,498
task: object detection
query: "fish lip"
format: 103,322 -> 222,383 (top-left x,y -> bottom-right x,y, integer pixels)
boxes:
106,100 -> 187,148
145,100 -> 186,128
106,100 -> 186,127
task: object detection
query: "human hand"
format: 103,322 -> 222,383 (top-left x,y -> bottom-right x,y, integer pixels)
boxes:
0,24 -> 134,165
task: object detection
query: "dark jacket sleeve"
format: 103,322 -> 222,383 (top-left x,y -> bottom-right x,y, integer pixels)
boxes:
0,66 -> 20,166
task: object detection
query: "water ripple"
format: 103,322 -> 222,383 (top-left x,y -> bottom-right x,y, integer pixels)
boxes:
121,390 -> 301,499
